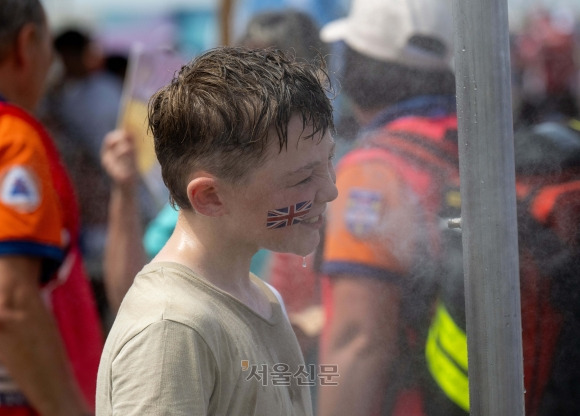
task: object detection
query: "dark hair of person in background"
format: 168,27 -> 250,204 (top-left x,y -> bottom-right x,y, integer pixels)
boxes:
236,9 -> 328,62
0,0 -> 44,60
54,28 -> 89,53
53,28 -> 93,77
104,54 -> 128,81
342,41 -> 456,111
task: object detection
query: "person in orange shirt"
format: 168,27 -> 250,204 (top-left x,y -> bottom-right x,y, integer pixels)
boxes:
0,1 -> 103,415
317,0 -> 458,415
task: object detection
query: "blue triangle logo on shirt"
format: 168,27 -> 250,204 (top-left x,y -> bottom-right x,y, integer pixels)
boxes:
1,166 -> 40,212
11,177 -> 32,197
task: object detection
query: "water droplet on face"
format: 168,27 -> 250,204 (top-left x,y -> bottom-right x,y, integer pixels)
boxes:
302,257 -> 307,268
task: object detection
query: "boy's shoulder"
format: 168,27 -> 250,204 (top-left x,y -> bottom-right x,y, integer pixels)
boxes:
119,262 -> 228,327
103,263 -> 229,359
103,262 -> 294,371
114,262 -> 284,337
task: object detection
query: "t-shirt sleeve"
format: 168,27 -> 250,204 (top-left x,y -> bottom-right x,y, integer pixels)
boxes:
111,320 -> 217,416
322,158 -> 421,282
0,114 -> 64,269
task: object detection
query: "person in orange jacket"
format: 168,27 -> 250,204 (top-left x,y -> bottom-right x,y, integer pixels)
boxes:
0,1 -> 103,414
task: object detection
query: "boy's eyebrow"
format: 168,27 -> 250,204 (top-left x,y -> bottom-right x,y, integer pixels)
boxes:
287,141 -> 336,176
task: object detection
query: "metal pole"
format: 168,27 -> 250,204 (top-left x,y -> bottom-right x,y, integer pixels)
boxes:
452,0 -> 525,414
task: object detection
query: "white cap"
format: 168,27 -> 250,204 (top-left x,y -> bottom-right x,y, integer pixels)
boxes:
321,0 -> 454,70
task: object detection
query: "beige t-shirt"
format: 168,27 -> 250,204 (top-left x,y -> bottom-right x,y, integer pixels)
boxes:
96,262 -> 313,416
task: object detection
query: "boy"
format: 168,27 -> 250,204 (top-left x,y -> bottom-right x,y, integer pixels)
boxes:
96,47 -> 338,415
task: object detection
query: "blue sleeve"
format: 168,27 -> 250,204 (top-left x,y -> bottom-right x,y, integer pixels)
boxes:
143,203 -> 178,259
142,203 -> 270,276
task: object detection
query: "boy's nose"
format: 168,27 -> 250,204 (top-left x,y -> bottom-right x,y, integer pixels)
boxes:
320,172 -> 338,203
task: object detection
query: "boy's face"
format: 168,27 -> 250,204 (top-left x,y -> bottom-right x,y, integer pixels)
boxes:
220,114 -> 338,257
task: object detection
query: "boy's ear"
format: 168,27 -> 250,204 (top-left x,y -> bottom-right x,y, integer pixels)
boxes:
186,175 -> 227,216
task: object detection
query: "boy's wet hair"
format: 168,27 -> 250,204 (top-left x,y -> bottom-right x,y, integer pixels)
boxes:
149,46 -> 334,209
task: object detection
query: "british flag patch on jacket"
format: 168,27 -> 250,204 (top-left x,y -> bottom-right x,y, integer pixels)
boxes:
266,200 -> 312,229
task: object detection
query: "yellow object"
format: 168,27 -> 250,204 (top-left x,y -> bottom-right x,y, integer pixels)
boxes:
119,99 -> 156,174
425,301 -> 470,411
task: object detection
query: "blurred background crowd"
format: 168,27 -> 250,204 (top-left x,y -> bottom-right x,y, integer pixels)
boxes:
6,0 -> 580,414
36,0 -> 580,314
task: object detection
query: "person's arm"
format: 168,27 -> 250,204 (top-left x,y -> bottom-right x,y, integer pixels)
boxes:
317,160 -> 418,416
101,130 -> 147,312
318,275 -> 401,416
0,256 -> 90,416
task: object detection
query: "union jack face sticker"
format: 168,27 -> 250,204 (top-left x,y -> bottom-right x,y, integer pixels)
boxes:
266,200 -> 312,229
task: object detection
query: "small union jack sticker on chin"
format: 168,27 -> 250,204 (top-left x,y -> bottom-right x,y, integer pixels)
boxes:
267,200 -> 312,229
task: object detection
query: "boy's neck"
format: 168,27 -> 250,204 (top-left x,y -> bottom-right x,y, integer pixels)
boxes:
151,212 -> 271,317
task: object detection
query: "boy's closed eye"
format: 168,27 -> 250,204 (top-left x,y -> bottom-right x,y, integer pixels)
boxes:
295,176 -> 313,186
